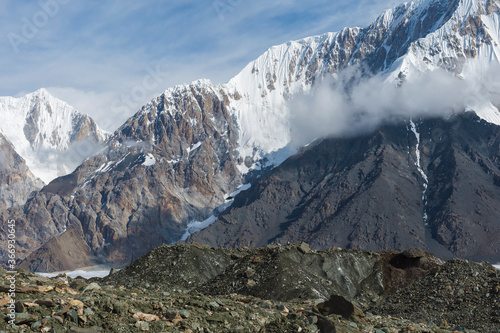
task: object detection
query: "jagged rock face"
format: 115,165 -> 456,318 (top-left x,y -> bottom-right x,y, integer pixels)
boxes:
0,133 -> 43,211
0,192 -> 74,266
189,113 -> 500,262
6,83 -> 242,270
299,0 -> 463,75
422,114 -> 500,259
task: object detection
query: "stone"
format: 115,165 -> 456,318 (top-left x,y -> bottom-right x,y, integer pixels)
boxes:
494,285 -> 500,294
67,327 -> 101,333
111,300 -> 129,315
165,311 -> 183,324
0,285 -> 42,294
55,285 -> 79,295
209,301 -> 220,308
259,300 -> 273,309
83,282 -> 101,293
56,273 -> 69,284
84,308 -> 94,316
66,309 -> 79,323
56,305 -> 71,315
245,269 -> 255,278
69,299 -> 85,308
0,297 -> 12,306
317,295 -> 366,324
37,285 -> 54,292
70,279 -> 88,291
132,312 -> 160,322
179,310 -> 190,318
135,321 -> 150,331
297,242 -> 312,254
14,301 -> 26,313
36,299 -> 57,307
316,315 -> 337,333
31,321 -> 42,329
23,302 -> 40,308
14,313 -> 38,325
192,242 -> 206,249
277,305 -> 289,313
402,248 -> 426,259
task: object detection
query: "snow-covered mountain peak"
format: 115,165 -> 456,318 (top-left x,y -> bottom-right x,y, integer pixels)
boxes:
29,87 -> 52,98
382,0 -> 500,122
224,0 -> 500,167
46,0 -> 500,184
0,89 -> 109,183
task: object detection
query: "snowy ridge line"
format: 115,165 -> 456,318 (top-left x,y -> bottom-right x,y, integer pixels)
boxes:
101,0 -> 500,183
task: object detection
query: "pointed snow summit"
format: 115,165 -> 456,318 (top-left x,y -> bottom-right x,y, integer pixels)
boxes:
215,0 -> 500,166
0,88 -> 109,183
69,0 -> 500,181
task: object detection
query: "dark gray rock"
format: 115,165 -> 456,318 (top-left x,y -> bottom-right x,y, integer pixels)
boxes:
402,248 -> 426,259
0,133 -> 43,211
190,113 -> 500,262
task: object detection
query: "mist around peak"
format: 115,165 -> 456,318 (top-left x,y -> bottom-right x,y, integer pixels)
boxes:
288,65 -> 500,148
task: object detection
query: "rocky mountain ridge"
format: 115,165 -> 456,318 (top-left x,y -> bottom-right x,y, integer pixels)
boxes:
3,0 -> 500,271
0,133 -> 43,211
189,112 -> 500,262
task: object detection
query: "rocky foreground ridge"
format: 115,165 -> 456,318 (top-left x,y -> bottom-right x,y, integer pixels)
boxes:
1,243 -> 499,332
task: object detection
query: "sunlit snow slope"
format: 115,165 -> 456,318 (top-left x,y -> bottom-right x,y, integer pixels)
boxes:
223,0 -> 500,167
0,89 -> 108,183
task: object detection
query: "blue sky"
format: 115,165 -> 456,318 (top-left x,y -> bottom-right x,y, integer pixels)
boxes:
1,0 -> 404,130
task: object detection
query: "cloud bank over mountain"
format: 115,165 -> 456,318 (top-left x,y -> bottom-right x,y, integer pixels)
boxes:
289,66 -> 500,147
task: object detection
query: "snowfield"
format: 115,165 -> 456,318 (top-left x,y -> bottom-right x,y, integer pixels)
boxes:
36,269 -> 113,279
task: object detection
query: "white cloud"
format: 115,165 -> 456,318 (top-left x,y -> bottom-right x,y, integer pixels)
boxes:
288,66 -> 500,147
